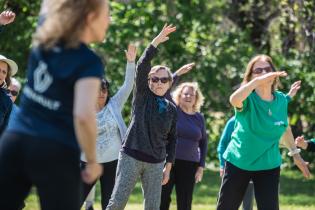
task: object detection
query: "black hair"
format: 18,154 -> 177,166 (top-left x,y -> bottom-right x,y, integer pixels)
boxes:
101,78 -> 110,105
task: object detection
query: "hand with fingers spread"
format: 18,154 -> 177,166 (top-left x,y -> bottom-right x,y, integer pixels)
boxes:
81,162 -> 103,184
125,44 -> 137,63
287,80 -> 301,98
175,62 -> 195,76
151,24 -> 176,48
0,10 -> 16,25
295,136 -> 308,150
255,71 -> 287,86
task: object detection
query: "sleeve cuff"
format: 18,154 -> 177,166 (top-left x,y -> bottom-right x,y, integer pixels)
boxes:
285,94 -> 292,103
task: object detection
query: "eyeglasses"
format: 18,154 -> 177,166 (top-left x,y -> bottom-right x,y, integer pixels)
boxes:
100,88 -> 108,94
10,90 -> 19,96
252,66 -> 273,74
149,77 -> 170,84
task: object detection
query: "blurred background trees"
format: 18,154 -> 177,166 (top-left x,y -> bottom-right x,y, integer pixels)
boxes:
1,0 -> 314,166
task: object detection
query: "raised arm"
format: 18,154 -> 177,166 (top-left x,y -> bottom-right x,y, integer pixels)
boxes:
174,62 -> 195,77
230,71 -> 287,108
165,63 -> 195,102
112,44 -> 137,110
135,24 -> 176,95
287,80 -> 301,99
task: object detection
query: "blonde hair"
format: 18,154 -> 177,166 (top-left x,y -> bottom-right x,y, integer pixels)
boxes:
33,0 -> 107,49
148,65 -> 174,84
172,82 -> 205,112
242,54 -> 279,92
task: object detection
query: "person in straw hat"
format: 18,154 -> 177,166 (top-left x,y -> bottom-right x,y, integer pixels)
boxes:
0,54 -> 18,135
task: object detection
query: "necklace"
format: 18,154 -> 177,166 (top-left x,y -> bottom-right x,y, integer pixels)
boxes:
268,108 -> 272,116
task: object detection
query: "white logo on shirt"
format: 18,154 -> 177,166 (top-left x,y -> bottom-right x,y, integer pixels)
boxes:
34,61 -> 53,93
274,121 -> 285,126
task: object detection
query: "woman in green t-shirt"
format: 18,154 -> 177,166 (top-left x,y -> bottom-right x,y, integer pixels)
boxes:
216,55 -> 310,210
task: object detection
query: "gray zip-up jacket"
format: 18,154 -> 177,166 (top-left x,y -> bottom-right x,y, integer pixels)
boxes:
123,44 -> 177,163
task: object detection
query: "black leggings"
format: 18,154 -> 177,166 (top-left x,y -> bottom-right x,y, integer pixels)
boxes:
80,160 -> 118,210
216,161 -> 280,210
0,132 -> 81,210
160,159 -> 199,210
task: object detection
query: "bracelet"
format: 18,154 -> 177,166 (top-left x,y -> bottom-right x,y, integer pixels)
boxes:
288,148 -> 301,157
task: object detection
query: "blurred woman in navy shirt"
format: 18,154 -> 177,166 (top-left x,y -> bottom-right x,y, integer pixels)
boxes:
0,0 -> 110,209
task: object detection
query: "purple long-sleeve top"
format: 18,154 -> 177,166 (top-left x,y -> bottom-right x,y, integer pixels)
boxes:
167,74 -> 208,167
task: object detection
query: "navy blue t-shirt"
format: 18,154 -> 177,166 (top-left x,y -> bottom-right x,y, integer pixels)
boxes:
8,43 -> 104,150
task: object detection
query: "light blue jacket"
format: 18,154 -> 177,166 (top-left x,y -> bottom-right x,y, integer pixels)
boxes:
106,61 -> 136,141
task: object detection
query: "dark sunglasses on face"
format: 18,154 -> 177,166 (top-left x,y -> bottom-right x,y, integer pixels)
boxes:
149,76 -> 170,84
10,90 -> 19,96
252,66 -> 273,74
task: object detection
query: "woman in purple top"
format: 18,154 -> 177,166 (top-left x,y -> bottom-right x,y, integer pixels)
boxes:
161,79 -> 208,210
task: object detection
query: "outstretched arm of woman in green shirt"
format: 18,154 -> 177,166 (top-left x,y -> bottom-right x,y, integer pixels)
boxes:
230,72 -> 287,109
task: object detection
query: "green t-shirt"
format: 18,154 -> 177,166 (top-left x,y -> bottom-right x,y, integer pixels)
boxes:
223,91 -> 289,171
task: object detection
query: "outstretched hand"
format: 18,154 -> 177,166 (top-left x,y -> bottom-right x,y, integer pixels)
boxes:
125,44 -> 137,62
256,71 -> 287,86
175,62 -> 195,76
151,24 -> 176,47
0,10 -> 16,25
287,80 -> 301,98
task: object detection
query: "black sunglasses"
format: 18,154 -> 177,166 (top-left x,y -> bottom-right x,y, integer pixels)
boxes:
149,76 -> 170,84
252,66 -> 273,74
10,90 -> 19,96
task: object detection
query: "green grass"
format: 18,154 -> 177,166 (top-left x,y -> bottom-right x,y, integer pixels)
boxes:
24,168 -> 315,210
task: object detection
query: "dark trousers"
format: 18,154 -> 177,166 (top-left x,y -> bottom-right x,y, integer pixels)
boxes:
160,159 -> 199,210
0,132 -> 81,210
216,161 -> 280,210
80,160 -> 118,210
242,181 -> 254,210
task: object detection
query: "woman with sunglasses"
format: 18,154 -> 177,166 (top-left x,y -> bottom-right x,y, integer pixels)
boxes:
80,44 -> 137,210
0,55 -> 18,136
216,79 -> 304,210
106,24 -> 177,210
0,0 -> 110,209
216,55 -> 310,210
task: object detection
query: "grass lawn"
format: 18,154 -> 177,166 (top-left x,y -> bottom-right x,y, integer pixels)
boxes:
24,168 -> 315,210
